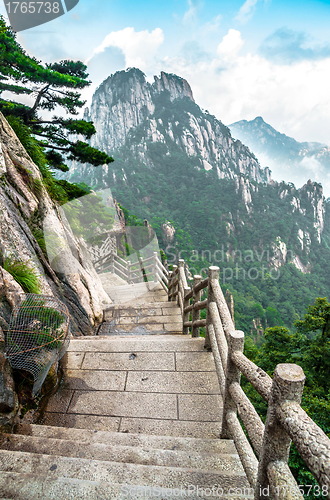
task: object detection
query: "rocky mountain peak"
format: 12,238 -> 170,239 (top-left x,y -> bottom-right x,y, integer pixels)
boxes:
93,68 -> 194,110
253,116 -> 265,124
152,71 -> 194,102
83,69 -> 269,184
229,116 -> 330,197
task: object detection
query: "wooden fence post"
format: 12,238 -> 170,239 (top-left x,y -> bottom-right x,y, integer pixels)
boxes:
256,364 -> 305,500
192,275 -> 202,338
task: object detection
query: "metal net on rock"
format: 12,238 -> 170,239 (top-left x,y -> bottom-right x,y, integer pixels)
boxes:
5,294 -> 70,396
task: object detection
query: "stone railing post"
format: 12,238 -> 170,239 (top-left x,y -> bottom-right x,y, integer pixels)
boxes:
127,260 -> 131,282
256,364 -> 305,500
205,266 -> 219,349
169,265 -> 178,301
167,270 -> 173,300
221,329 -> 244,439
192,275 -> 202,337
177,259 -> 186,310
153,251 -> 158,282
225,289 -> 235,326
183,287 -> 191,335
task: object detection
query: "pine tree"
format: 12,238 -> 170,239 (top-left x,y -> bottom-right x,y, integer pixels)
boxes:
0,16 -> 113,171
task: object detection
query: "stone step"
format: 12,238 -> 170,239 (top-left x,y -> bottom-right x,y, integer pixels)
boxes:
104,305 -> 181,320
40,414 -> 222,438
0,434 -> 243,472
98,322 -> 182,336
46,389 -> 222,422
104,282 -> 169,305
66,348 -> 217,372
0,471 -> 252,499
67,335 -> 206,352
104,315 -> 182,326
58,369 -> 219,394
18,424 -> 233,454
0,449 -> 250,493
105,295 -> 180,312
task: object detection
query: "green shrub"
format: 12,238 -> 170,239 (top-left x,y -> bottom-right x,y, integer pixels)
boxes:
31,228 -> 47,255
3,257 -> 41,294
55,180 -> 91,201
6,115 -> 91,205
6,116 -> 47,169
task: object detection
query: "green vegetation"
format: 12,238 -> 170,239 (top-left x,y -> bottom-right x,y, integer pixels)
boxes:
0,17 -> 113,171
3,257 -> 41,294
243,297 -> 330,498
71,134 -> 330,333
0,14 -> 115,227
61,192 -> 115,243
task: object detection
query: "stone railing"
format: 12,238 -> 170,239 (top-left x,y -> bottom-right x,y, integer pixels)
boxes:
94,251 -> 168,289
168,262 -> 330,499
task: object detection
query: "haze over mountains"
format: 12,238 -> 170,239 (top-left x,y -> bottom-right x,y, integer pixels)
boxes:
229,116 -> 330,198
66,68 -> 330,330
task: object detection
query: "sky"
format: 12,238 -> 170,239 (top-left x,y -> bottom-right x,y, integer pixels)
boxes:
1,0 -> 330,190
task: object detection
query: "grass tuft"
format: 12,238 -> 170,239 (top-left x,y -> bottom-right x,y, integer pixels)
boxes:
3,257 -> 41,294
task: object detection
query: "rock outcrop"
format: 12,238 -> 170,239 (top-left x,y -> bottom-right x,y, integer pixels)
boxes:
82,68 -> 270,185
0,112 -> 111,428
66,68 -> 329,277
0,112 -> 111,334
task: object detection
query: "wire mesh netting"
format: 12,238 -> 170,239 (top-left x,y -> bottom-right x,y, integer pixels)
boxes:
5,294 -> 70,396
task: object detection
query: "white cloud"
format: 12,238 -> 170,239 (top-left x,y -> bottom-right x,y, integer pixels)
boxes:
216,29 -> 244,59
244,152 -> 330,195
86,27 -> 164,71
157,29 -> 330,147
183,0 -> 199,25
235,0 -> 263,24
202,14 -> 222,34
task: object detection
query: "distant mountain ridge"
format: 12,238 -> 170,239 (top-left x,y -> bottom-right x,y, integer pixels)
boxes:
229,116 -> 330,195
83,68 -> 270,185
65,68 -> 330,331
67,68 -> 327,248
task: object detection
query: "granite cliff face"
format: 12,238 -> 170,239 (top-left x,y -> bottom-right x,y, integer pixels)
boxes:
67,68 -> 328,271
0,112 -> 112,427
0,113 -> 111,335
83,68 -> 270,185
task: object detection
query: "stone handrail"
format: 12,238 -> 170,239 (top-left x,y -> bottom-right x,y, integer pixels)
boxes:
94,250 -> 169,288
168,262 -> 330,499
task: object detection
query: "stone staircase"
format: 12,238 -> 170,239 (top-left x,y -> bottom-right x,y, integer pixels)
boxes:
0,284 -> 252,499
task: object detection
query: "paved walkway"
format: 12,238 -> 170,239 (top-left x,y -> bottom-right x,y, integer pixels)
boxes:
0,283 -> 252,499
42,335 -> 223,439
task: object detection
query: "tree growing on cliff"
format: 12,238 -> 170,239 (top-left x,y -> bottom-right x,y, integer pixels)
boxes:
0,16 -> 113,171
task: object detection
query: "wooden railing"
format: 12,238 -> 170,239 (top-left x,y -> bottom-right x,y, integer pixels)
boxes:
168,262 -> 330,499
